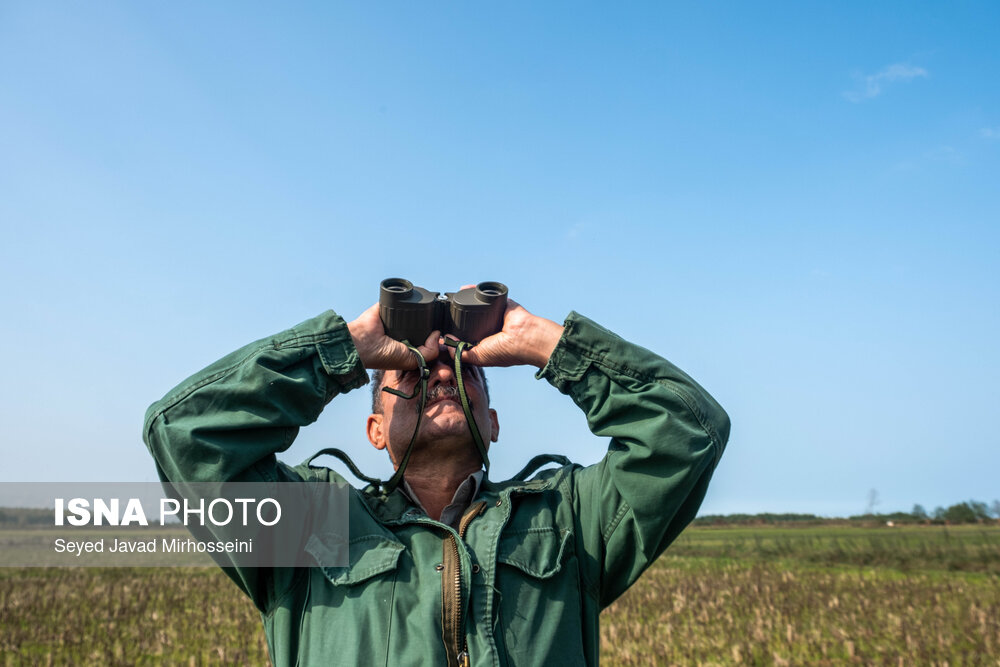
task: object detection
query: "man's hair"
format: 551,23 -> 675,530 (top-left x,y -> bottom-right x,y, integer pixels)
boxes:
370,366 -> 490,414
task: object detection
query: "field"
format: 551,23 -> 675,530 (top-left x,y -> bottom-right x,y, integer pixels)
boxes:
601,525 -> 1000,665
1,525 -> 998,665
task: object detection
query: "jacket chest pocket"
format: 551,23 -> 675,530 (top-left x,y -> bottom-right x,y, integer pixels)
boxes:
300,533 -> 404,666
497,527 -> 571,578
308,533 -> 404,585
495,527 -> 586,665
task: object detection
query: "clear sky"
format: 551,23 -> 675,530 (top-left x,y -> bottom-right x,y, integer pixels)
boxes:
1,2 -> 997,517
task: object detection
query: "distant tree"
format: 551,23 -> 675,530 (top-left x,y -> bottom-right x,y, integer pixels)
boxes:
943,502 -> 978,524
932,506 -> 946,520
693,512 -> 823,526
911,504 -> 928,520
969,501 -> 991,521
992,500 -> 1000,520
0,507 -> 51,527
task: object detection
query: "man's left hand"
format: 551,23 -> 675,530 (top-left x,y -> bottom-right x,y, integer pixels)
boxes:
449,287 -> 563,369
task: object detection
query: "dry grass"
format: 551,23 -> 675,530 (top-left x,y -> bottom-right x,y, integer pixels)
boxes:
2,525 -> 999,665
0,568 -> 266,666
602,558 -> 1000,665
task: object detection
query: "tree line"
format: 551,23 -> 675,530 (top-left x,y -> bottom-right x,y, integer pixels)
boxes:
694,500 -> 1000,526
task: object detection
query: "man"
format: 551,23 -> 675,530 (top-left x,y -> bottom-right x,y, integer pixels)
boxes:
143,289 -> 730,666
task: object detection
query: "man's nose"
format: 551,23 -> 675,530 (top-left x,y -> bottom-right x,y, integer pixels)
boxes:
427,358 -> 457,387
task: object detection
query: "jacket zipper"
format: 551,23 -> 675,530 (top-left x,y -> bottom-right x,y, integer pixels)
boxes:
442,501 -> 486,667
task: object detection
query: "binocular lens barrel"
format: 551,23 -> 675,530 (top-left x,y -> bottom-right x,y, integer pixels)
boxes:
381,278 -> 413,296
378,279 -> 441,344
475,281 -> 507,300
379,279 -> 508,344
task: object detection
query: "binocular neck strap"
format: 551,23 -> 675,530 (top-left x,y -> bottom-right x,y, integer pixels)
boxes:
380,342 -> 431,495
380,339 -> 490,495
445,338 -> 491,475
319,340 -> 489,497
305,447 -> 383,487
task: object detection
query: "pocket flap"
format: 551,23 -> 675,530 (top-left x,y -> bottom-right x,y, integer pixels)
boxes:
497,527 -> 571,579
307,533 -> 404,586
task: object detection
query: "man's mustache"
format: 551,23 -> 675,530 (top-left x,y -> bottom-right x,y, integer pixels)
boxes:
425,385 -> 472,409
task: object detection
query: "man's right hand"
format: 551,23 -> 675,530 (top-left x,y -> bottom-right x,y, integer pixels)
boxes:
347,304 -> 441,370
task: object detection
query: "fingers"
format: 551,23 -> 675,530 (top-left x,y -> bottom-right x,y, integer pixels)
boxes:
381,331 -> 440,370
454,344 -> 482,366
452,333 -> 507,368
422,329 -> 442,350
366,338 -> 437,370
359,302 -> 381,322
354,285 -> 530,369
414,330 -> 442,364
438,332 -> 478,363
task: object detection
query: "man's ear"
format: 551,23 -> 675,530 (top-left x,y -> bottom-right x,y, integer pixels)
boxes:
488,408 -> 500,443
367,413 -> 387,450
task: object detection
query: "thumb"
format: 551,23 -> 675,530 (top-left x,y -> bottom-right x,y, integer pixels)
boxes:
369,333 -> 440,370
452,332 -> 515,368
413,330 -> 442,365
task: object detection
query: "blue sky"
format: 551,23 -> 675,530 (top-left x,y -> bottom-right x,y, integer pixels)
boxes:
1,2 -> 997,516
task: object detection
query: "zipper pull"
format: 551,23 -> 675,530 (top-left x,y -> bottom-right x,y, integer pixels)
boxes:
458,650 -> 470,667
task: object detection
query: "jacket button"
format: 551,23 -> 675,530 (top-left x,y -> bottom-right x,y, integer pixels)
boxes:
495,500 -> 502,507
471,564 -> 480,574
435,563 -> 444,572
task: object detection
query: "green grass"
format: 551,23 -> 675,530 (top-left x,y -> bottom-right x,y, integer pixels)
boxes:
2,525 -> 999,665
666,524 -> 1000,574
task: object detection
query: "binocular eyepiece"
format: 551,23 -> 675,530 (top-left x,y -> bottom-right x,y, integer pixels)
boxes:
379,278 -> 508,344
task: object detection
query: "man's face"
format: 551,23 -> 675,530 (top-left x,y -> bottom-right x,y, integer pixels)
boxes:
366,343 -> 499,467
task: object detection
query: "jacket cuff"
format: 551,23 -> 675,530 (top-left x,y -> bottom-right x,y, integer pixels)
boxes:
308,311 -> 369,393
536,311 -> 624,393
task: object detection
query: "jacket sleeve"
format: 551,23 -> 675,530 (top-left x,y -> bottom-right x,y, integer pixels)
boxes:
142,310 -> 368,486
537,311 -> 730,608
141,311 -> 368,609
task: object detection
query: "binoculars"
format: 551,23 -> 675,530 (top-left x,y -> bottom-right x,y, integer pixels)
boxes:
379,278 -> 508,344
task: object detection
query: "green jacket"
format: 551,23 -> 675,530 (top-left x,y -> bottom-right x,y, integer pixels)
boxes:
143,310 -> 729,666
